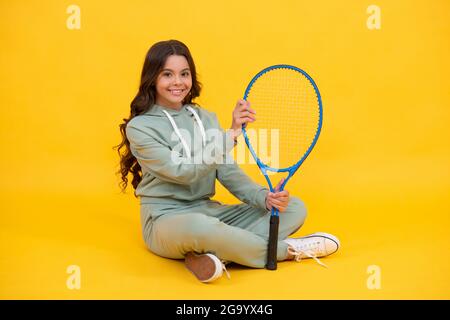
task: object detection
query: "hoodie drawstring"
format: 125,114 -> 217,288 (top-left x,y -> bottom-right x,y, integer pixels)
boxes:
161,106 -> 206,158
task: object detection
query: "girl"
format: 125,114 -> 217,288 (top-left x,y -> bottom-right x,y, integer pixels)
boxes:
116,40 -> 340,283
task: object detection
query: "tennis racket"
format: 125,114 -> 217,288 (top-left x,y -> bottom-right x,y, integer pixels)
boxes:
242,64 -> 323,270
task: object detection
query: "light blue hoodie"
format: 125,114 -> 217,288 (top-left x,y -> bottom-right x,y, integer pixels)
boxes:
126,103 -> 269,213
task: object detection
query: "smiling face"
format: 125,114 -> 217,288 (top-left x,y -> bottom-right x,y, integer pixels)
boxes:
155,55 -> 193,109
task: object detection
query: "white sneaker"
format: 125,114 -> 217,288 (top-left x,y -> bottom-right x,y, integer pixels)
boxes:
284,232 -> 340,268
185,252 -> 230,283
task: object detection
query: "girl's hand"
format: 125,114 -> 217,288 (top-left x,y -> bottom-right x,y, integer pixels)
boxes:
230,99 -> 256,140
265,178 -> 290,213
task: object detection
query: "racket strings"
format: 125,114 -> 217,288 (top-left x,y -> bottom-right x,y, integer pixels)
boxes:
246,68 -> 321,169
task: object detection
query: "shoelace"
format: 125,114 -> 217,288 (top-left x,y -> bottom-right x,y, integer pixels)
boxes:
221,260 -> 231,279
287,247 -> 329,268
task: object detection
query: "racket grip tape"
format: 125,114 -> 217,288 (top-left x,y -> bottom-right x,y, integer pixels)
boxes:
266,215 -> 279,270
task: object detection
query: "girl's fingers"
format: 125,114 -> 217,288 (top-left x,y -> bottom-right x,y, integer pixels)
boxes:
268,191 -> 289,199
244,108 -> 256,114
268,197 -> 288,207
268,178 -> 289,212
237,100 -> 249,110
238,111 -> 256,120
271,204 -> 287,212
237,117 -> 255,124
268,196 -> 289,206
238,114 -> 256,122
271,197 -> 289,204
237,101 -> 255,113
274,178 -> 285,192
239,109 -> 256,115
271,191 -> 289,198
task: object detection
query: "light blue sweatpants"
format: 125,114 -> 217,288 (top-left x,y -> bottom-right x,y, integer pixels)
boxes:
140,197 -> 307,268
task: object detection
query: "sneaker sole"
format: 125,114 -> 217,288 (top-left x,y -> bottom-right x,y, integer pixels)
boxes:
185,253 -> 218,282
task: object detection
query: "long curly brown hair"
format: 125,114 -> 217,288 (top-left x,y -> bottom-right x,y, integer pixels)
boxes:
114,40 -> 202,194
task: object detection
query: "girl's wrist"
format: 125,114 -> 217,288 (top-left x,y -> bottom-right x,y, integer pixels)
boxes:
230,127 -> 242,141
226,128 -> 239,146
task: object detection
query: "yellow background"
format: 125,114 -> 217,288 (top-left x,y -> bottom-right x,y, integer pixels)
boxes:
1,0 -> 449,299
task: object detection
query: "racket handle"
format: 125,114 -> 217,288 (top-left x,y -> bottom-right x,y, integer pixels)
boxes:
266,215 -> 279,270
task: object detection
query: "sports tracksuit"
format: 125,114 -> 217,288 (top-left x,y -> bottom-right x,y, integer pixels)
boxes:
126,104 -> 306,268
